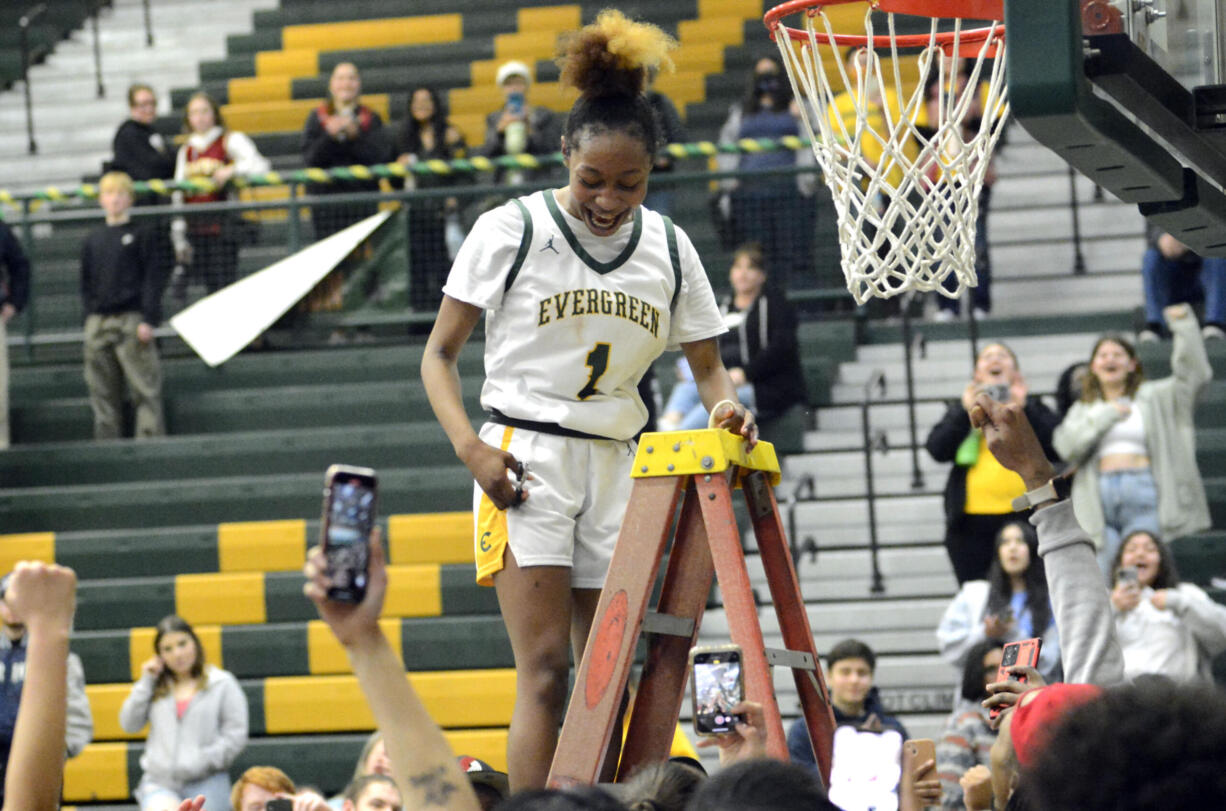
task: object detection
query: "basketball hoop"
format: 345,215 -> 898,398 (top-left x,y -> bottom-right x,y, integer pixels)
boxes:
764,0 -> 1007,304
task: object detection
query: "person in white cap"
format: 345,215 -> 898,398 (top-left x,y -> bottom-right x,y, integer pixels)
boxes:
477,60 -> 561,185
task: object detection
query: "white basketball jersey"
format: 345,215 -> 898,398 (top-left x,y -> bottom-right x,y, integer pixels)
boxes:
443,190 -> 725,440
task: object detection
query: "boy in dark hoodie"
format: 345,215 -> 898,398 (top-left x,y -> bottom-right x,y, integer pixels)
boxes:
787,638 -> 909,809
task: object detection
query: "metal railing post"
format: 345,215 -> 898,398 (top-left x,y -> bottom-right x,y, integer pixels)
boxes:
860,370 -> 886,594
142,0 -> 153,46
20,4 -> 47,155
899,292 -> 926,490
1069,166 -> 1087,275
785,474 -> 817,569
286,184 -> 302,253
91,2 -> 105,98
967,300 -> 980,365
19,199 -> 36,359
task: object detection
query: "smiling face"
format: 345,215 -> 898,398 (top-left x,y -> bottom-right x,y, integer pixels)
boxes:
157,630 -> 199,679
974,343 -> 1017,385
1090,339 -> 1136,391
997,524 -> 1031,578
562,130 -> 651,237
330,62 -> 361,106
186,96 -> 216,134
410,89 -> 436,123
1119,532 -> 1161,588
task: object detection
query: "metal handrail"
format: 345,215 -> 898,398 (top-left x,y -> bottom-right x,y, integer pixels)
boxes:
784,474 -> 818,571
860,369 -> 888,594
899,290 -> 926,491
90,0 -> 105,99
19,3 -> 47,156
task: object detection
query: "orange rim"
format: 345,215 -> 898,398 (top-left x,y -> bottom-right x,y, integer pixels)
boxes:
765,0 -> 1005,54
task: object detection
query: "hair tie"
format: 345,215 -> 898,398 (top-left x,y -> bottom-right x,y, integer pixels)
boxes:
707,399 -> 737,429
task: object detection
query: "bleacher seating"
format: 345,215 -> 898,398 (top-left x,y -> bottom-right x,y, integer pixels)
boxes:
4,2 -> 1226,807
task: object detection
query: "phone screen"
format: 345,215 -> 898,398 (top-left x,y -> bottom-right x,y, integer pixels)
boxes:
1117,566 -> 1139,587
323,466 -> 377,604
692,649 -> 745,735
990,637 -> 1042,720
507,91 -> 525,114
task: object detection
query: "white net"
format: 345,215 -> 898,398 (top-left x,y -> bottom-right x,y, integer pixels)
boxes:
772,7 -> 1008,304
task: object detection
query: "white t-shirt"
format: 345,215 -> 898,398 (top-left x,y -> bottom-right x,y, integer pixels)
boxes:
444,190 -> 725,440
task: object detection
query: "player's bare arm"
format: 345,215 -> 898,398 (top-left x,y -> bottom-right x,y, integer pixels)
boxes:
422,294 -> 523,509
682,337 -> 758,447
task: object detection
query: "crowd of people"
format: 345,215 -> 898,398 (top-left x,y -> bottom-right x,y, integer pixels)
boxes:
2,6 -> 1226,811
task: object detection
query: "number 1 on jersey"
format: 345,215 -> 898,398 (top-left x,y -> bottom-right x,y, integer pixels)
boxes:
577,342 -> 611,400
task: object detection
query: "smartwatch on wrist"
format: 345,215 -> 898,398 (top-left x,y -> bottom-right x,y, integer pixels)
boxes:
1012,473 -> 1072,511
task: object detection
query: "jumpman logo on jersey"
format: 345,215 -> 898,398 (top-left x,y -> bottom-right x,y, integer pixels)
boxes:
540,234 -> 561,254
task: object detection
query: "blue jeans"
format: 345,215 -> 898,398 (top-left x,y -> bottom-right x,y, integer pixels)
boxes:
136,772 -> 233,811
1141,248 -> 1226,326
663,380 -> 756,430
1097,468 -> 1160,576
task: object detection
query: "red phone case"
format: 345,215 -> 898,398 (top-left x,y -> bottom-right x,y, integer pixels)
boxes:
989,637 -> 1041,720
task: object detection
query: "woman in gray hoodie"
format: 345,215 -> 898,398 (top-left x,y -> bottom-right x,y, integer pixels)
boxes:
119,615 -> 248,811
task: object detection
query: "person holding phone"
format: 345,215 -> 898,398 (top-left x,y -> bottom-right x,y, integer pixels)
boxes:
119,615 -> 248,811
926,343 -> 1060,583
421,11 -> 754,792
936,520 -> 1061,683
477,60 -> 560,187
1109,529 -> 1226,683
1054,304 -> 1213,575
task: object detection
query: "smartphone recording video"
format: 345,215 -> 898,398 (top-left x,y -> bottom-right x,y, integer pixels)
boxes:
321,464 -> 378,604
691,644 -> 746,736
1117,566 -> 1139,587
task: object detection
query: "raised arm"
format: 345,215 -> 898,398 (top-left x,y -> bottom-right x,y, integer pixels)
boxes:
304,530 -> 481,811
970,396 -> 1125,687
1165,304 -> 1212,393
1,562 -> 78,811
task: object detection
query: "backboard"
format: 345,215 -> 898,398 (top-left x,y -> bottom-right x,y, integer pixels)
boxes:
1007,0 -> 1226,255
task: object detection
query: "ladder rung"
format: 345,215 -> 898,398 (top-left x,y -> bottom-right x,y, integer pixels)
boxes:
765,647 -> 818,671
641,611 -> 696,638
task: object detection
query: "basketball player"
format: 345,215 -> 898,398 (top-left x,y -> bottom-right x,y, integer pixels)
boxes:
421,10 -> 756,791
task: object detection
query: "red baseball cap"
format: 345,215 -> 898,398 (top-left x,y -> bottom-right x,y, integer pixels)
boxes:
1010,683 -> 1104,766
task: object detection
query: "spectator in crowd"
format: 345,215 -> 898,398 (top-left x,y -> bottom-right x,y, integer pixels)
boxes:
396,86 -> 468,312
1108,529 -> 1226,683
1139,227 -> 1226,342
965,389 -> 1128,811
302,62 -> 390,241
341,775 -> 400,811
170,91 -> 270,301
937,520 -> 1061,683
327,731 -> 390,809
80,171 -> 167,440
476,60 -> 561,187
1053,360 -> 1090,420
613,759 -> 704,811
111,83 -> 176,193
1025,679 -> 1226,810
0,561 -> 78,811
922,58 -> 997,322
303,528 -> 482,811
934,638 -> 1002,810
456,756 -> 509,811
0,569 -> 92,805
0,219 -> 30,449
715,56 -> 816,287
787,639 -> 908,811
1053,303 -> 1212,574
643,71 -> 687,216
686,758 -> 838,811
926,343 -> 1060,583
230,766 -> 329,811
119,614 -> 249,811
421,10 -> 753,792
659,243 -> 806,442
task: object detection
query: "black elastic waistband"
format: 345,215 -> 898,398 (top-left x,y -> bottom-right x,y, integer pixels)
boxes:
487,408 -> 610,441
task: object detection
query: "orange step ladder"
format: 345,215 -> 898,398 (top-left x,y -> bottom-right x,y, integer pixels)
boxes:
548,429 -> 836,788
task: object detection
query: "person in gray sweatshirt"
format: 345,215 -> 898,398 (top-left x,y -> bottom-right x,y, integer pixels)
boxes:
119,615 -> 248,811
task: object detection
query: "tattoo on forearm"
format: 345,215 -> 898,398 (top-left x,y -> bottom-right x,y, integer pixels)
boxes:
410,765 -> 460,806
